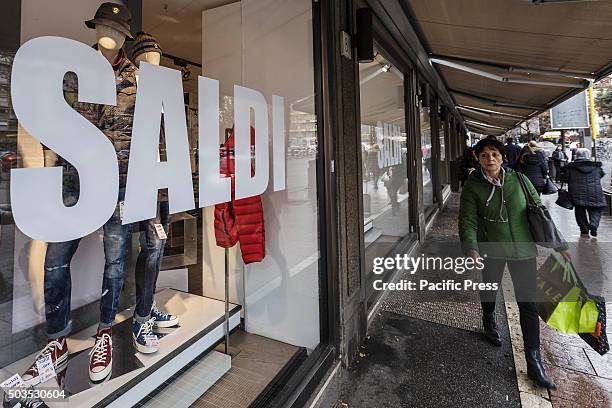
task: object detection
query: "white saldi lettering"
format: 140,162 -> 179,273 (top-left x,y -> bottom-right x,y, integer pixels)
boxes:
123,62 -> 195,224
234,85 -> 269,200
198,76 -> 231,207
376,123 -> 384,169
9,37 -> 289,241
10,37 -> 118,242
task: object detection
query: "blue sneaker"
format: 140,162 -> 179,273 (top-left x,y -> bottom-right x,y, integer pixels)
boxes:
151,301 -> 179,328
132,318 -> 159,354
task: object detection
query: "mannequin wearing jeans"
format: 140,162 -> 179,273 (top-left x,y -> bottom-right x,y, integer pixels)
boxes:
130,32 -> 179,355
22,3 -> 138,385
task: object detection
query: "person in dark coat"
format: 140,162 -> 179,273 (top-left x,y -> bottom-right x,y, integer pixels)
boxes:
551,144 -> 569,182
459,146 -> 479,187
571,142 -> 581,161
517,141 -> 549,195
560,148 -> 607,237
504,137 -> 521,170
367,145 -> 382,190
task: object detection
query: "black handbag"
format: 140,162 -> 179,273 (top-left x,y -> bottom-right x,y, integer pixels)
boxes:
556,183 -> 574,210
542,178 -> 558,195
517,173 -> 567,249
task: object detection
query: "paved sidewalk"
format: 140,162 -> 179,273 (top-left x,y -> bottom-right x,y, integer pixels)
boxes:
311,193 -> 612,408
312,196 -> 521,408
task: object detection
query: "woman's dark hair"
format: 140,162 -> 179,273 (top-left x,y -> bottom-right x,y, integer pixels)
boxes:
474,138 -> 505,156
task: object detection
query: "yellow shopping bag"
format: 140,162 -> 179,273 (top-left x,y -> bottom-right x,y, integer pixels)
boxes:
547,286 -> 598,334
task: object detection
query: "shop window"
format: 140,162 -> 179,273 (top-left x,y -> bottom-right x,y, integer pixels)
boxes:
420,104 -> 435,211
0,0 -> 321,406
359,53 -> 409,305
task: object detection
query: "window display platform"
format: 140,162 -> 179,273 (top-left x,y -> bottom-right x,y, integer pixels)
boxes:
1,289 -> 240,408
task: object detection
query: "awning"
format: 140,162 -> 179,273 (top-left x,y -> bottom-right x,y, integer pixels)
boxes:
405,0 -> 612,135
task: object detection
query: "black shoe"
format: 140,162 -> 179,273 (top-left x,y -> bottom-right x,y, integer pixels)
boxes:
525,348 -> 556,390
482,313 -> 502,347
590,229 -> 598,237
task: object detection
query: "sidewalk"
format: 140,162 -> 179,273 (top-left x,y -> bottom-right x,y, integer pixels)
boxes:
311,194 -> 612,408
312,196 -> 520,408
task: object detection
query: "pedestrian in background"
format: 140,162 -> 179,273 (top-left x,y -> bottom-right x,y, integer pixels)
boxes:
551,144 -> 568,182
517,140 -> 549,195
571,142 -> 581,161
459,146 -> 478,187
367,145 -> 382,190
504,137 -> 521,170
459,137 -> 570,391
560,148 -> 606,237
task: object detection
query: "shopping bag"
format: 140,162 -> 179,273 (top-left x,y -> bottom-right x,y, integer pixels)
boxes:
546,286 -> 598,334
579,296 -> 610,355
536,255 -> 609,354
536,255 -> 596,333
542,178 -> 558,195
555,184 -> 573,210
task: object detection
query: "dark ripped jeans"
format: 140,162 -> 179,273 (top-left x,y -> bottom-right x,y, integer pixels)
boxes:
134,201 -> 169,321
44,189 -> 132,339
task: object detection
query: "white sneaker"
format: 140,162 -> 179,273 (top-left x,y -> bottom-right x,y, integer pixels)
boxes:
132,317 -> 159,354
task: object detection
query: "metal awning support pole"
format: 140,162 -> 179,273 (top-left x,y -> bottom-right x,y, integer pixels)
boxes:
430,58 -> 587,88
430,54 -> 597,81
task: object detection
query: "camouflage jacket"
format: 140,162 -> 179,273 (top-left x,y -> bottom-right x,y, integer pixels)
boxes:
99,50 -> 138,187
50,48 -> 137,191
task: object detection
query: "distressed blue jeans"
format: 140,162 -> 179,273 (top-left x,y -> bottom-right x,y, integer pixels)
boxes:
134,201 -> 169,321
44,190 -> 132,339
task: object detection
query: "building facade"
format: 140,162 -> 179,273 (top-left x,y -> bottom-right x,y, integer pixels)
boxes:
0,0 -> 466,406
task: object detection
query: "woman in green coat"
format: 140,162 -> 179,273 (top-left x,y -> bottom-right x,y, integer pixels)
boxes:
459,138 -> 571,391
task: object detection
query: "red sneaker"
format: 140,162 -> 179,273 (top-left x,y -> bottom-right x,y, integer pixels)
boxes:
89,328 -> 113,382
22,337 -> 68,386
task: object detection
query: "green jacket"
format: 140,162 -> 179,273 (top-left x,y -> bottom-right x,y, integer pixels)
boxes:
458,168 -> 541,260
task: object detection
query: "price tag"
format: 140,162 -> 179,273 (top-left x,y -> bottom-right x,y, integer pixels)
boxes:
0,373 -> 27,389
35,354 -> 56,384
144,334 -> 159,347
119,201 -> 125,220
154,224 -> 167,240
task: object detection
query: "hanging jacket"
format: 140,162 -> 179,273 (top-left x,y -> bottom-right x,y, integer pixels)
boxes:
213,127 -> 266,264
517,152 -> 548,191
560,160 -> 606,207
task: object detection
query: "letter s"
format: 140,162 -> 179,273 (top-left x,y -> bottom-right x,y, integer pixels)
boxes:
10,37 -> 118,242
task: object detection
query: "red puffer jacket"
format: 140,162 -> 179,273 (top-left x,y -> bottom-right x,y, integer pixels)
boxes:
214,127 -> 266,264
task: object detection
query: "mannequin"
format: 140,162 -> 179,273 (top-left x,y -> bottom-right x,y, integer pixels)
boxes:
23,3 -> 139,386
96,24 -> 125,62
130,32 -> 179,355
134,50 -> 161,66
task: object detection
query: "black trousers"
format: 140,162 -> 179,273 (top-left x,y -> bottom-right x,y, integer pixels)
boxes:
553,163 -> 562,182
574,205 -> 603,234
480,257 -> 540,350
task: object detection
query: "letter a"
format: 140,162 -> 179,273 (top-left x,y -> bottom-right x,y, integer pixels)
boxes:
124,63 -> 195,223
